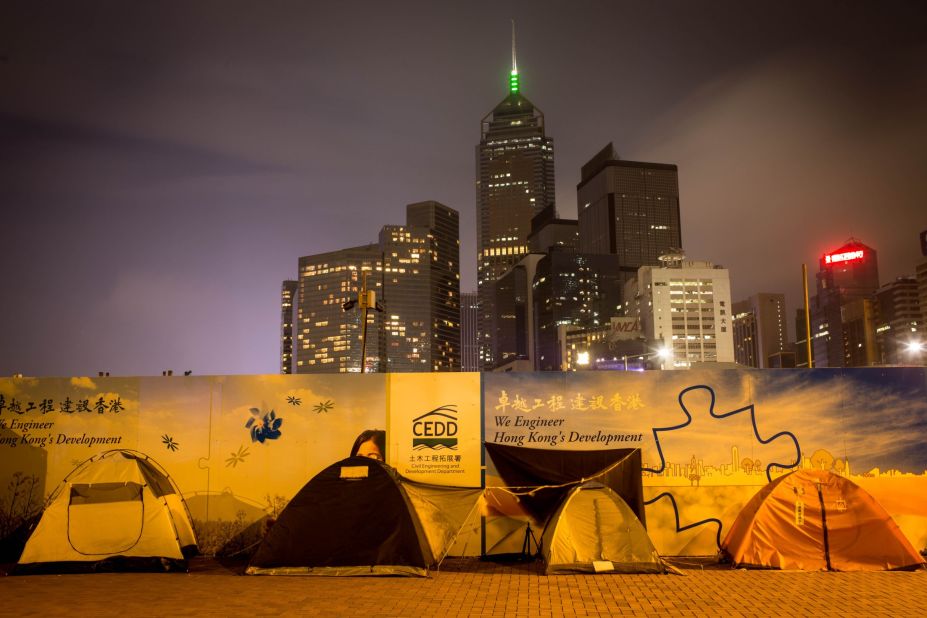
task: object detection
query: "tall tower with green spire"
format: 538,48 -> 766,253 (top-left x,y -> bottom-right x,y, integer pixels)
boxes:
475,22 -> 555,370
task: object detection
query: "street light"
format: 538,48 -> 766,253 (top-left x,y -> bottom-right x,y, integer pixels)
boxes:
341,271 -> 384,373
616,346 -> 673,371
903,340 -> 925,366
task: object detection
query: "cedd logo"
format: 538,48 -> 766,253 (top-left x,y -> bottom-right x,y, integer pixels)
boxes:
412,405 -> 458,450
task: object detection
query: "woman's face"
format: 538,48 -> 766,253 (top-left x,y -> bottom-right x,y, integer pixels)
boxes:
356,438 -> 383,461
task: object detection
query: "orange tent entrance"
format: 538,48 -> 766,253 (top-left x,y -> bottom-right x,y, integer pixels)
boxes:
722,469 -> 925,571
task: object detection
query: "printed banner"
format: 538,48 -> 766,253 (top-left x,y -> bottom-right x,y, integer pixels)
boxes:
2,368 -> 926,558
484,369 -> 927,556
387,373 -> 482,487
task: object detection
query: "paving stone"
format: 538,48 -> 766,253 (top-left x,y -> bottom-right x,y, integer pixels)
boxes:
0,558 -> 925,616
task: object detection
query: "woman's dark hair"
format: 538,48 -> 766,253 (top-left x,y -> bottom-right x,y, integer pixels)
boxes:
350,428 -> 386,459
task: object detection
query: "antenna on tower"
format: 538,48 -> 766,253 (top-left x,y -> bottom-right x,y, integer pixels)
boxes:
509,19 -> 519,93
511,19 -> 517,75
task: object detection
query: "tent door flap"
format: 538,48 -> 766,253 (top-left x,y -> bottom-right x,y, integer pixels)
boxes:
68,482 -> 145,555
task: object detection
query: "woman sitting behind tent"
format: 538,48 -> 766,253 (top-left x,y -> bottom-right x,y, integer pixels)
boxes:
350,429 -> 385,462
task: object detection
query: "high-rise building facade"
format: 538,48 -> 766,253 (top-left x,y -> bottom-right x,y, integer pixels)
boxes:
492,204 -> 624,372
577,143 -> 681,289
810,239 -> 879,367
494,253 -> 544,371
533,249 -> 623,371
841,298 -> 879,367
732,293 -> 788,368
626,257 -> 735,369
476,55 -> 555,369
460,291 -> 479,372
918,258 -> 927,341
493,206 -> 575,371
293,202 -> 460,374
794,308 -> 811,368
280,280 -> 298,374
295,245 -> 385,373
380,202 -> 460,372
874,277 -> 923,365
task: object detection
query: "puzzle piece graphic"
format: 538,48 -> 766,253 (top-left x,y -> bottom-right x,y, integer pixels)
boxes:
643,384 -> 802,552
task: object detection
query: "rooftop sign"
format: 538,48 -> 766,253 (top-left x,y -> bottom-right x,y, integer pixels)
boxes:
824,249 -> 865,265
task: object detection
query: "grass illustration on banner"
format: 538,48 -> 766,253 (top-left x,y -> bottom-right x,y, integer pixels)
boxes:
245,408 -> 283,443
161,434 -> 179,451
225,445 -> 250,468
312,399 -> 334,414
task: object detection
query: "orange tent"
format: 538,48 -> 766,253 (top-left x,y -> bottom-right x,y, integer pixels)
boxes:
722,469 -> 925,571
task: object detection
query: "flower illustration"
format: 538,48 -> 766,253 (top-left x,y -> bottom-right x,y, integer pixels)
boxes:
245,407 -> 283,443
225,445 -> 250,468
286,396 -> 301,406
312,399 -> 334,414
161,434 -> 179,451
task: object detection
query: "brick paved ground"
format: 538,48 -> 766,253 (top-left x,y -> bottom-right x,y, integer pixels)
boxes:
1,557 -> 925,617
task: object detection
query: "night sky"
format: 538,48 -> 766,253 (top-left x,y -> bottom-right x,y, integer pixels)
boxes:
2,1 -> 926,377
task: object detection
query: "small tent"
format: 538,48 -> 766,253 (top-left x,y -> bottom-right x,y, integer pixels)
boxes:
484,444 -> 645,523
483,444 -> 648,561
246,457 -> 480,577
541,482 -> 668,574
722,468 -> 925,571
16,449 -> 197,573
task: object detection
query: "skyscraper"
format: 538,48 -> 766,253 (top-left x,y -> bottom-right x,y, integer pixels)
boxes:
732,293 -> 788,368
493,205 -> 576,371
533,249 -> 622,371
577,143 -> 681,289
380,201 -> 460,372
295,245 -> 385,373
874,277 -> 922,365
810,239 -> 880,367
460,291 -> 479,372
476,39 -> 555,369
292,202 -> 460,373
280,280 -> 298,374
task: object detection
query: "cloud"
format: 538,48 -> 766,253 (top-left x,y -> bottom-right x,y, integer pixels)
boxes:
752,371 -> 927,473
70,377 -> 97,390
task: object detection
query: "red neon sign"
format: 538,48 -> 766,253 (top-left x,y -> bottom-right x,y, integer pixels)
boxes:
824,249 -> 865,265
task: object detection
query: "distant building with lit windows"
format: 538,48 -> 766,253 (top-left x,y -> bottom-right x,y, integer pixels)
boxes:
874,276 -> 923,365
292,202 -> 460,373
295,245 -> 385,374
380,202 -> 460,372
732,293 -> 788,368
810,238 -> 880,367
476,51 -> 555,370
460,291 -> 479,372
533,249 -> 622,371
494,253 -> 544,371
280,280 -> 298,374
624,254 -> 734,369
841,297 -> 879,367
577,143 -> 681,289
490,205 -> 622,372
